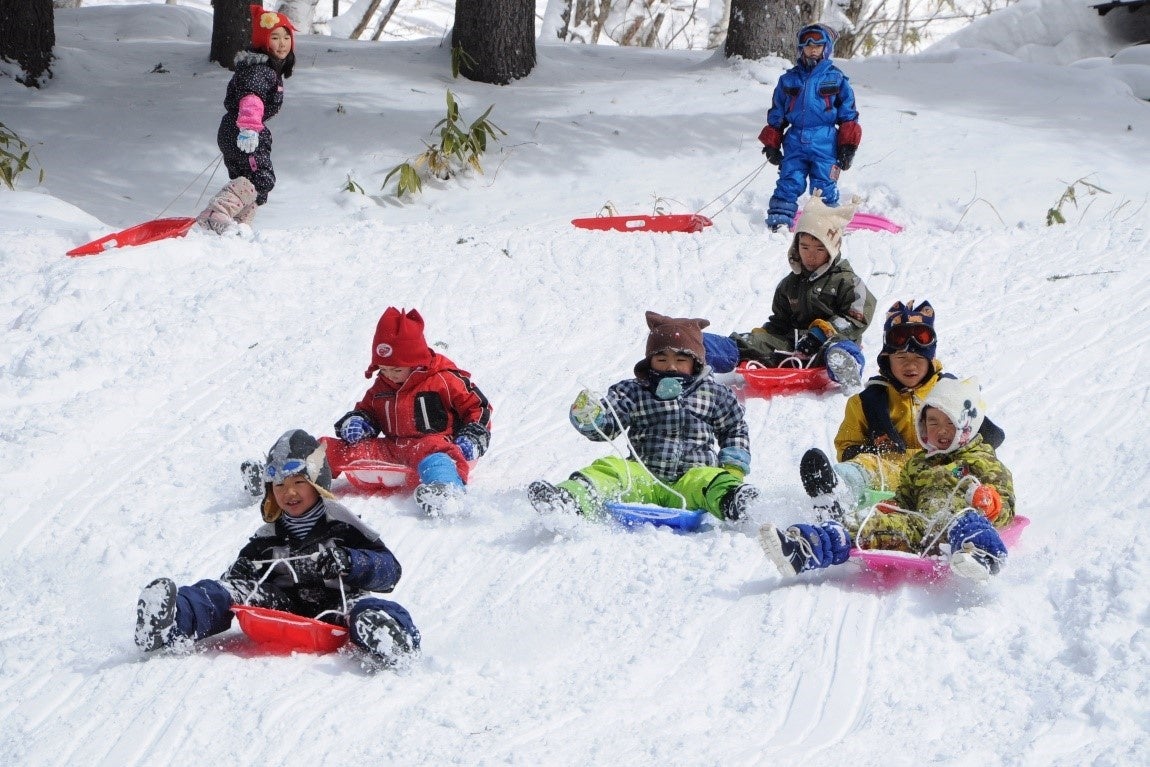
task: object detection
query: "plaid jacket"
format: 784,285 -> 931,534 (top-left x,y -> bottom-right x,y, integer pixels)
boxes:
583,372 -> 751,483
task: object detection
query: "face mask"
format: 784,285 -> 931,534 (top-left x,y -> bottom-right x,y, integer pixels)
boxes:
648,369 -> 693,400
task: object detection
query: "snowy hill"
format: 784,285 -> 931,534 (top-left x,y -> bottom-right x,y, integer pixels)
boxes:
1,4 -> 1148,766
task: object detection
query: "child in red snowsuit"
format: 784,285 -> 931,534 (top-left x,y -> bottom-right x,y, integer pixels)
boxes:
323,307 -> 492,515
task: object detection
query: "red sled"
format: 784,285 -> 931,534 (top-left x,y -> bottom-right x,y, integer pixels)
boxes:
230,604 -> 349,653
67,216 -> 197,257
737,361 -> 837,398
572,213 -> 713,233
852,515 -> 1030,585
341,459 -> 419,495
790,210 -> 903,234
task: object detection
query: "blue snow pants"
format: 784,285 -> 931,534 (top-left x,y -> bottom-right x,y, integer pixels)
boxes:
175,579 -> 420,651
768,126 -> 840,222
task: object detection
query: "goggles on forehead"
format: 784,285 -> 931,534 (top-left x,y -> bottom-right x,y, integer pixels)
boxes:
886,324 -> 936,348
264,458 -> 308,484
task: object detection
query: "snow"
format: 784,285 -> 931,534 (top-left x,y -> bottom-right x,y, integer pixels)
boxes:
2,2 -> 1149,765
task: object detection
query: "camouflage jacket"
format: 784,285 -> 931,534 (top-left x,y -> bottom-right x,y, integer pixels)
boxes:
893,436 -> 1015,527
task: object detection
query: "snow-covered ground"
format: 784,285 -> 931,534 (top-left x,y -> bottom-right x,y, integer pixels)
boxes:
1,3 -> 1148,765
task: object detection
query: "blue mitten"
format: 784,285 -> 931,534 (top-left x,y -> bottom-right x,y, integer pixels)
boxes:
454,435 -> 477,461
236,129 -> 259,154
718,446 -> 751,476
339,415 -> 376,445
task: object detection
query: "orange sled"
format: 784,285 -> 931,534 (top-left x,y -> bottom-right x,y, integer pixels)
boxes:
571,213 -> 713,233
67,216 -> 197,257
230,604 -> 349,653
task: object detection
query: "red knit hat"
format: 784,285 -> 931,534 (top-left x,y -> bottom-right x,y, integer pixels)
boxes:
365,307 -> 433,376
250,5 -> 295,53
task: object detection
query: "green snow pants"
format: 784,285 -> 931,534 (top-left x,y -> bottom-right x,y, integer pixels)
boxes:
558,456 -> 743,520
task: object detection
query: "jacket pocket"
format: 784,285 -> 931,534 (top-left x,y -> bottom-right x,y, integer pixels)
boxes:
413,392 -> 450,434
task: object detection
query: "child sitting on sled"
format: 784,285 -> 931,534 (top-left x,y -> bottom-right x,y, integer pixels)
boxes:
797,300 -> 1006,520
759,377 -> 1016,581
704,193 -> 875,391
136,429 -> 420,669
528,311 -> 761,522
197,6 -> 296,233
323,307 -> 493,516
759,24 -> 861,232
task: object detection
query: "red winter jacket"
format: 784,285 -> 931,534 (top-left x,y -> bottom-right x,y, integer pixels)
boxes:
342,353 -> 492,453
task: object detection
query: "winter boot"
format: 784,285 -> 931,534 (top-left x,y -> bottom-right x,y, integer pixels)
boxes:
413,482 -> 463,517
234,201 -> 258,227
134,577 -> 184,652
196,177 -> 257,234
759,520 -> 852,577
948,510 -> 1007,581
719,484 -> 761,521
241,459 -> 265,498
799,448 -> 846,523
824,343 -> 863,393
352,610 -> 414,671
765,211 -> 794,232
527,480 -> 581,515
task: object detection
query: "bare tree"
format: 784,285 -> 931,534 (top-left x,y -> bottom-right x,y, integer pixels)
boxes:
0,0 -> 55,87
452,0 -> 536,85
277,0 -> 318,31
210,0 -> 251,69
725,0 -> 814,60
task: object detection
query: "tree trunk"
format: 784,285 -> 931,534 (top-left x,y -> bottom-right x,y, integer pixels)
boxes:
725,0 -> 812,61
452,0 -> 536,85
0,0 -> 55,87
276,0 -> 318,31
210,0 -> 251,70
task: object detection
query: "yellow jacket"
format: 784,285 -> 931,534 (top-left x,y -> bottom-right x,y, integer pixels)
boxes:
834,359 -> 945,462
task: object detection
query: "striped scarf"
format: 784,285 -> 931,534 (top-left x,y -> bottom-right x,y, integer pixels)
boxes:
280,499 -> 326,540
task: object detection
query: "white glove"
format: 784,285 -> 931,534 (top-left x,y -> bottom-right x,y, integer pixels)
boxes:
236,129 -> 260,154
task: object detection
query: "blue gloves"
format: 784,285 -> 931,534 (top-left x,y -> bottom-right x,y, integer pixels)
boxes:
718,446 -> 751,477
454,435 -> 478,461
236,129 -> 259,153
339,414 -> 376,445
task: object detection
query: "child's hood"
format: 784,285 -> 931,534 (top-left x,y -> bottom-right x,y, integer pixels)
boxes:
916,376 -> 987,456
796,23 -> 837,64
787,192 -> 860,274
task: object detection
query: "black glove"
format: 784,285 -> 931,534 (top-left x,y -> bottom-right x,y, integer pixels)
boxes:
794,329 -> 826,357
837,145 -> 857,171
225,557 -> 259,582
316,545 -> 352,580
762,145 -> 782,166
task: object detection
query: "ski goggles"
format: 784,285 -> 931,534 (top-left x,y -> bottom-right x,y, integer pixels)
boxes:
264,458 -> 308,484
799,29 -> 831,47
885,324 -> 936,349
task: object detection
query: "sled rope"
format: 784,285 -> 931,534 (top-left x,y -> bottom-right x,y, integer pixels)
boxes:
694,161 -> 769,220
245,552 -> 350,621
580,385 -> 691,511
151,154 -> 223,220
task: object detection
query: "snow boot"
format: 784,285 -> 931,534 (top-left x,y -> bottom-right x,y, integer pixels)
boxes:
234,201 -> 258,227
948,510 -> 1007,581
824,343 -> 863,393
196,177 -> 257,234
719,484 -> 761,521
352,610 -> 414,671
765,211 -> 794,232
413,481 -> 462,516
527,480 -> 581,515
759,520 -> 851,577
134,577 -> 185,652
241,459 -> 265,498
799,448 -> 846,523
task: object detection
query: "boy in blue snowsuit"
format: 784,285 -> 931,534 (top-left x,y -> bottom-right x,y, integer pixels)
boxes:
134,429 -> 421,670
760,24 -> 862,232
